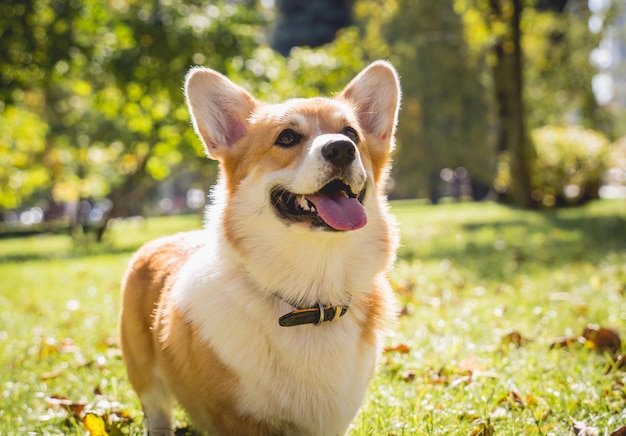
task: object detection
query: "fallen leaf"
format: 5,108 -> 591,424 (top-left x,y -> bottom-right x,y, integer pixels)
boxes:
46,395 -> 87,418
573,419 -> 599,436
108,409 -> 133,423
84,413 -> 109,436
469,419 -> 494,436
61,337 -> 79,353
69,401 -> 87,418
459,412 -> 481,422
424,369 -> 449,385
610,426 -> 626,436
400,370 -> 416,381
501,331 -> 530,348
550,336 -> 583,350
38,337 -> 59,358
46,395 -> 72,408
384,343 -> 411,354
392,279 -> 415,296
41,370 -> 63,380
399,304 -> 413,317
498,389 -> 525,409
98,336 -> 118,350
582,325 -> 622,354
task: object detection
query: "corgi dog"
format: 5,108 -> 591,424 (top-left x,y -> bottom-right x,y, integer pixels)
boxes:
119,60 -> 401,435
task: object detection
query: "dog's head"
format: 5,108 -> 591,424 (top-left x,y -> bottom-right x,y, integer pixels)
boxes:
185,61 -> 400,236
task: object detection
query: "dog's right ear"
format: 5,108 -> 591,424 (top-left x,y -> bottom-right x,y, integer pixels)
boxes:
185,68 -> 256,160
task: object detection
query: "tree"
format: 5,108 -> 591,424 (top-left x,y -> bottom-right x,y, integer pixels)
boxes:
0,0 -> 266,240
351,0 -> 492,200
454,0 -> 609,207
488,0 -> 533,208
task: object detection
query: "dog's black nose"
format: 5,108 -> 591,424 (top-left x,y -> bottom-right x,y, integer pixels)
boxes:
322,141 -> 356,167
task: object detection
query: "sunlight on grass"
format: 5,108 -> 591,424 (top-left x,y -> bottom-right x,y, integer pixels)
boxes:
1,201 -> 624,434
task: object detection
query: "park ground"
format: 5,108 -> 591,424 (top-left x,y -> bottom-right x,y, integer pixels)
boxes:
0,200 -> 625,435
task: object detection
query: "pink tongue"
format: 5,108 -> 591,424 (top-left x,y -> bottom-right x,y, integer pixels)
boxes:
305,192 -> 367,231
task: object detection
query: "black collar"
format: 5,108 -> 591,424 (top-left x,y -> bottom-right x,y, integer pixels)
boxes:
273,293 -> 351,327
279,302 -> 349,327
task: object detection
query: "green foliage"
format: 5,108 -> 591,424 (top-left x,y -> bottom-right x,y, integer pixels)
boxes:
522,7 -> 611,134
0,0 -> 618,225
0,0 -> 266,214
226,28 -> 366,103
0,201 -> 624,433
360,0 -> 493,199
0,107 -> 50,209
455,0 -> 608,135
530,125 -> 611,206
452,0 -> 612,208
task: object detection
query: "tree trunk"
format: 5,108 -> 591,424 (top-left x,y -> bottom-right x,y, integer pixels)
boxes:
93,153 -> 153,242
490,0 -> 533,208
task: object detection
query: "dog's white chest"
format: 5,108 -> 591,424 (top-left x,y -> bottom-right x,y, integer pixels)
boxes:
173,246 -> 378,435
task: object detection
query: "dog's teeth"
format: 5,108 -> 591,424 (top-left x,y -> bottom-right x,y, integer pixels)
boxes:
297,195 -> 309,211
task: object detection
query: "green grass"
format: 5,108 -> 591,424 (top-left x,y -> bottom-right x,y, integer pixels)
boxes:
1,201 -> 625,435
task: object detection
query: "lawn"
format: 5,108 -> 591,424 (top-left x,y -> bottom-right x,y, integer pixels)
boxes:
1,200 -> 625,435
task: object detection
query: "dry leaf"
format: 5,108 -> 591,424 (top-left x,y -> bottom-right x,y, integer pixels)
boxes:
61,337 -> 79,353
582,325 -> 622,354
41,370 -> 63,380
46,395 -> 87,418
469,420 -> 494,436
399,305 -> 413,317
498,389 -> 525,409
38,337 -> 59,358
401,370 -> 416,382
550,336 -> 582,350
610,426 -> 626,436
501,331 -> 530,348
392,279 -> 415,296
46,395 -> 72,408
69,401 -> 87,418
424,369 -> 449,385
108,409 -> 133,424
383,343 -> 411,354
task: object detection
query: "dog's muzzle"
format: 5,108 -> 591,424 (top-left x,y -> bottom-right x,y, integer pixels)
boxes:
271,178 -> 367,231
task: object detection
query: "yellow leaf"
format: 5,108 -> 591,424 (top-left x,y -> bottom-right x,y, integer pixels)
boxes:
84,413 -> 109,436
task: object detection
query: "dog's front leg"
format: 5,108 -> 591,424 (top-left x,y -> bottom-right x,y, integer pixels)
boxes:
140,379 -> 175,436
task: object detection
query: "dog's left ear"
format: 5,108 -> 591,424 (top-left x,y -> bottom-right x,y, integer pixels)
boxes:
338,61 -> 401,151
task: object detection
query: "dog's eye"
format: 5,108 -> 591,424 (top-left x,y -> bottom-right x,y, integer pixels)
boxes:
275,129 -> 302,148
342,126 -> 360,144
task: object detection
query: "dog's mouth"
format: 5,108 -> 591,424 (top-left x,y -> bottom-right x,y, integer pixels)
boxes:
271,179 -> 367,231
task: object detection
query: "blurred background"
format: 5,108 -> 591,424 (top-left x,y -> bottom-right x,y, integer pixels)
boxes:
1,0 -> 625,242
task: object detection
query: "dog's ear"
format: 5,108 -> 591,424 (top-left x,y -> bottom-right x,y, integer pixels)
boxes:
338,61 -> 401,150
185,67 -> 256,160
